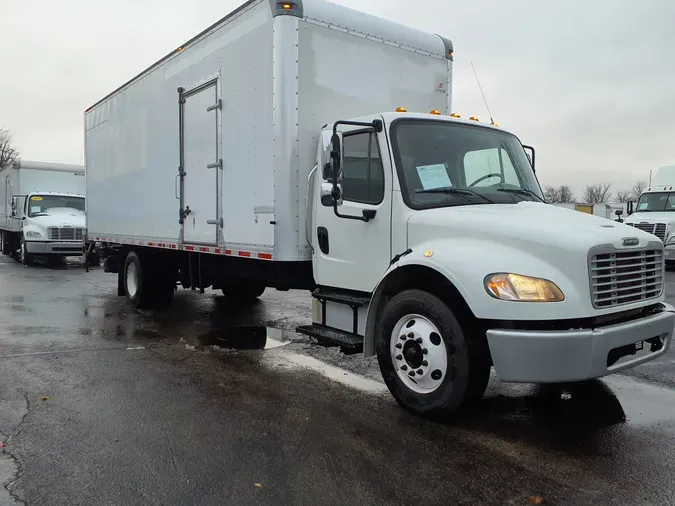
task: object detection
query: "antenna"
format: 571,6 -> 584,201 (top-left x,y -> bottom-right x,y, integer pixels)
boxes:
470,61 -> 495,125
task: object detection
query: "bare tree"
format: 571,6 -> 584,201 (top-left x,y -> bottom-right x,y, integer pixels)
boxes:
543,184 -> 575,203
0,128 -> 19,168
543,185 -> 558,203
557,185 -> 575,203
583,183 -> 612,203
615,189 -> 632,203
630,180 -> 646,201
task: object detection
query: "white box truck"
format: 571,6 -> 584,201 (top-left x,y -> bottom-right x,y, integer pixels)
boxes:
0,159 -> 88,265
84,0 -> 675,417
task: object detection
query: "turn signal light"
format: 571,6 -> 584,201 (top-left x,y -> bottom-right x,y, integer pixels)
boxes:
282,3 -> 292,9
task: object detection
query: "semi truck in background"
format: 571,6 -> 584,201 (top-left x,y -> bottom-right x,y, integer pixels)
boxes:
0,159 -> 94,265
624,165 -> 675,266
84,0 -> 674,418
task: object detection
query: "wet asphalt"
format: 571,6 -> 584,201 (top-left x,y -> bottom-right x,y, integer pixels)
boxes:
1,255 -> 675,505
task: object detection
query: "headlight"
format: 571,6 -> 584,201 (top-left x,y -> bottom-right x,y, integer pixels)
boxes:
484,273 -> 565,302
666,236 -> 675,246
25,231 -> 42,238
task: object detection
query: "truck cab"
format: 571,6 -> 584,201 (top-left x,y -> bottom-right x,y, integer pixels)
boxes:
16,191 -> 86,264
302,109 -> 674,416
623,185 -> 675,265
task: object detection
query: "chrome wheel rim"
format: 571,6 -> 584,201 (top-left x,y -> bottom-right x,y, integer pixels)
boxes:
390,313 -> 448,394
126,262 -> 139,298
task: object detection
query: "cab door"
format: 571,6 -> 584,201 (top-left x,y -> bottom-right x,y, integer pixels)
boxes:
312,123 -> 392,293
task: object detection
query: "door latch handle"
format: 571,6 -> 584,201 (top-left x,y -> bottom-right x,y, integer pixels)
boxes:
207,159 -> 222,169
206,99 -> 222,112
207,218 -> 223,227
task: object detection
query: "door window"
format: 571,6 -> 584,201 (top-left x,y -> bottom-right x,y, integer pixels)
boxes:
340,132 -> 384,205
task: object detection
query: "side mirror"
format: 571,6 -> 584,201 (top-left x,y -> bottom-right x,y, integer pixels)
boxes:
320,182 -> 342,207
615,210 -> 623,217
330,132 -> 342,183
523,145 -> 536,173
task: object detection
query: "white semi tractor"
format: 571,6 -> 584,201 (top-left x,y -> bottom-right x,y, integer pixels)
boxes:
84,0 -> 674,417
0,159 -> 90,265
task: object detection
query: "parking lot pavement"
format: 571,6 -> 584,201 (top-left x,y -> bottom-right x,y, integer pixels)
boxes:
2,255 -> 675,505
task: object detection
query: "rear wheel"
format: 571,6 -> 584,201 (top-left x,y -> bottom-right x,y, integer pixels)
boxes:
1,231 -> 10,255
123,251 -> 175,310
376,289 -> 490,418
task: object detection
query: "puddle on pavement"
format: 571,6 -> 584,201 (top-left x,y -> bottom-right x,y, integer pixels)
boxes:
190,326 -> 294,351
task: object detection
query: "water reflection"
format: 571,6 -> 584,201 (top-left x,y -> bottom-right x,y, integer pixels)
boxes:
192,326 -> 293,351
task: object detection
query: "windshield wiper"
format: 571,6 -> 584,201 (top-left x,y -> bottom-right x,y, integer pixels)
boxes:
416,187 -> 497,204
496,187 -> 545,203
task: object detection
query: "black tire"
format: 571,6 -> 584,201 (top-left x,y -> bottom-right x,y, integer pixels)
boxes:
123,251 -> 175,310
20,238 -> 34,266
1,231 -> 10,255
221,281 -> 266,302
375,289 -> 491,418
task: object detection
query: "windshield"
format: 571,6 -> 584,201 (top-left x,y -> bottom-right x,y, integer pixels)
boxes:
635,192 -> 675,212
27,195 -> 85,217
390,119 -> 543,209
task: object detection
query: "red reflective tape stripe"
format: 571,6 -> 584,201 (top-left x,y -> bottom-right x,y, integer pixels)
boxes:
199,247 -> 209,252
147,242 -> 154,246
258,253 -> 272,260
214,249 -> 221,254
238,251 -> 251,257
225,249 -> 232,255
185,246 -> 195,251
157,243 -> 165,247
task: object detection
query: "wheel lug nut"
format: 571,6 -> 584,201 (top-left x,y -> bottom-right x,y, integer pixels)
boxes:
408,371 -> 415,377
395,354 -> 402,360
395,343 -> 402,349
401,365 -> 408,371
400,335 -> 406,341
416,337 -> 422,344
416,369 -> 423,375
422,360 -> 428,366
407,332 -> 414,339
422,349 -> 428,355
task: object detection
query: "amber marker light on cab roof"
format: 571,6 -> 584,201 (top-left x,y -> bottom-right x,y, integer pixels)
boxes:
450,112 -> 461,118
430,110 -> 441,115
396,107 -> 407,112
469,116 -> 479,121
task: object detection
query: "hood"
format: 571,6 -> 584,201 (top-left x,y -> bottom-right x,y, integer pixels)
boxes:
29,208 -> 85,228
407,201 -> 659,255
625,211 -> 675,225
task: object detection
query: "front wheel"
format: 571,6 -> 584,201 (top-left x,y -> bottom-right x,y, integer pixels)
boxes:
376,289 -> 490,418
20,238 -> 34,266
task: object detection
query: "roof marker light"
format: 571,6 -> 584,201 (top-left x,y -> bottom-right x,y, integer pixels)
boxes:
450,112 -> 461,118
469,116 -> 479,121
396,107 -> 407,113
430,110 -> 441,115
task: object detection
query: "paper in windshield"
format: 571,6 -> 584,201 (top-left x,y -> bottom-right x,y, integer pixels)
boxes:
416,164 -> 451,190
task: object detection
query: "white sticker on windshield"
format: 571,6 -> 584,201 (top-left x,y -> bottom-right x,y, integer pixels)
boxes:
416,164 -> 451,190
638,202 -> 648,210
30,206 -> 41,213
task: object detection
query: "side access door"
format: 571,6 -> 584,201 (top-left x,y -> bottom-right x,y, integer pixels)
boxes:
178,79 -> 222,246
313,123 -> 392,294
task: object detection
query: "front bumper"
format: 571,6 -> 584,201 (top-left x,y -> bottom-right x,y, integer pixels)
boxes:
486,303 -> 675,383
25,240 -> 84,255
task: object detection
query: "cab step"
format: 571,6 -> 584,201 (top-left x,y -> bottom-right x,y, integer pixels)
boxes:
296,324 -> 363,349
312,287 -> 371,307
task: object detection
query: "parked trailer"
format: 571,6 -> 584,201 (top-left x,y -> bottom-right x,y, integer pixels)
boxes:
0,159 -> 93,265
85,0 -> 674,418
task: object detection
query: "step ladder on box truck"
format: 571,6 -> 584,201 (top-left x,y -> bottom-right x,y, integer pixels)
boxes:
0,159 -> 98,265
84,0 -> 675,418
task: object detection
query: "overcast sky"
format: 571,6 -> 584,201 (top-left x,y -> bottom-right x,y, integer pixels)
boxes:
2,0 -> 673,198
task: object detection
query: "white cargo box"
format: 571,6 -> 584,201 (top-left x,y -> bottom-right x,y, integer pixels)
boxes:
85,0 -> 452,263
0,160 -> 85,233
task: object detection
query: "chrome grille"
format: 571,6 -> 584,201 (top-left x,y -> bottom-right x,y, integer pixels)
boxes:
627,222 -> 666,242
590,248 -> 664,308
47,227 -> 84,241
